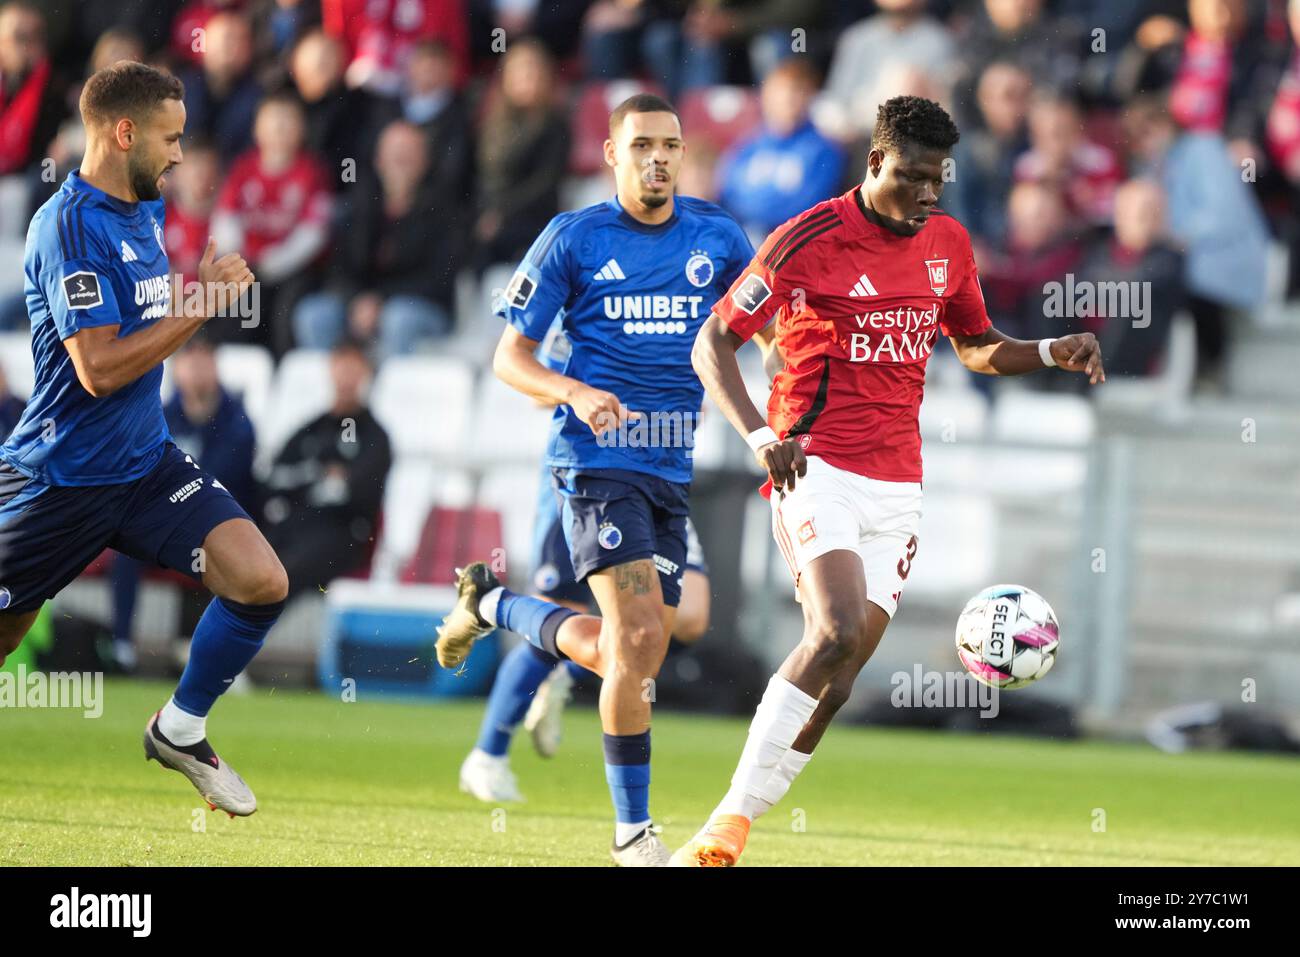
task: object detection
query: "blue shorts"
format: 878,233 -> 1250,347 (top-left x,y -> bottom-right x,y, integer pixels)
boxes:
550,467 -> 692,608
0,442 -> 249,614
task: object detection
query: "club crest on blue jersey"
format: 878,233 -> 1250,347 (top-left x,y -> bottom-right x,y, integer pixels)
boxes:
597,522 -> 623,550
685,251 -> 714,288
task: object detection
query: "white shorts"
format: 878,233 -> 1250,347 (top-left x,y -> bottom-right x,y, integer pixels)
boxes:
770,455 -> 923,618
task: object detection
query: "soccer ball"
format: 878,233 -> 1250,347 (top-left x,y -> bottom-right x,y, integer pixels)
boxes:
955,584 -> 1059,690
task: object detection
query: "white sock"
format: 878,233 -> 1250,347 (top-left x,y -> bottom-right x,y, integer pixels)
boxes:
745,748 -> 813,821
157,697 -> 206,746
615,818 -> 653,846
470,747 -> 507,766
711,675 -> 817,821
479,586 -> 505,625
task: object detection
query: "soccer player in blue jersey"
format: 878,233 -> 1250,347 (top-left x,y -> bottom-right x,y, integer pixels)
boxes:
459,323 -> 714,803
0,62 -> 288,816
434,94 -> 753,864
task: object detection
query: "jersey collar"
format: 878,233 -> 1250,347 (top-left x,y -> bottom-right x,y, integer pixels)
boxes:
67,168 -> 145,217
610,194 -> 679,234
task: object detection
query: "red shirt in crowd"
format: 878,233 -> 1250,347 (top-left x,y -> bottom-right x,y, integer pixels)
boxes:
215,150 -> 331,265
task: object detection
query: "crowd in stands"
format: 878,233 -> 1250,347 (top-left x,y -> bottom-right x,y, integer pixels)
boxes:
0,0 -> 1295,383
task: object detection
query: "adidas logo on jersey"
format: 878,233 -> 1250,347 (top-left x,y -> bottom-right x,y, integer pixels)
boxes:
593,259 -> 626,281
120,241 -> 138,263
848,273 -> 877,297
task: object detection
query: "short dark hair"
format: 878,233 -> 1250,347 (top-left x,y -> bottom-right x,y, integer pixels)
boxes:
609,93 -> 680,138
80,61 -> 184,128
871,95 -> 960,156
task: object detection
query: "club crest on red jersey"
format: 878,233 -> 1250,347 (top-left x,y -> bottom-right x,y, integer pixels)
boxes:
924,258 -> 949,296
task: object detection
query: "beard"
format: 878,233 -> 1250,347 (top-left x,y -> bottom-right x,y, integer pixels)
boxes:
129,156 -> 166,201
639,190 -> 670,209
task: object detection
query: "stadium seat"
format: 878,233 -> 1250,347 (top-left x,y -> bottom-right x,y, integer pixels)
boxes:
370,355 -> 476,459
990,389 -> 1096,447
215,344 -> 275,438
260,349 -> 334,463
0,331 -> 33,398
919,386 -> 989,443
678,86 -> 762,154
471,373 -> 554,467
370,460 -> 474,582
570,80 -> 669,175
905,493 -> 997,599
477,465 -> 544,585
400,504 -> 505,586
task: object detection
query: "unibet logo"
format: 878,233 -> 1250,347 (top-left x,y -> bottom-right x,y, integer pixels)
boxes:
603,295 -> 704,321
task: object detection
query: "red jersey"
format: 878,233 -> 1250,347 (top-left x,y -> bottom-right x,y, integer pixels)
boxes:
713,187 -> 990,484
215,151 -> 332,265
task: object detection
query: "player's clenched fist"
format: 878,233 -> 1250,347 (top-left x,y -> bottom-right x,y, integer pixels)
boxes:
757,437 -> 807,493
197,236 -> 255,318
567,382 -> 643,438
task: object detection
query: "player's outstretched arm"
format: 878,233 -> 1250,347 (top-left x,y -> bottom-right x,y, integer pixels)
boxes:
64,238 -> 254,398
948,327 -> 1105,385
693,312 -> 806,491
493,325 -> 641,437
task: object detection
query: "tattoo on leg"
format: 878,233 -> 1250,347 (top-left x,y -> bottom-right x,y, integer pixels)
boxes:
614,563 -> 652,595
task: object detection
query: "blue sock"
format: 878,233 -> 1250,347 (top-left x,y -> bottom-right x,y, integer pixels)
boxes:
604,731 -> 651,830
565,660 -> 590,682
491,589 -> 577,659
173,597 -> 283,717
474,643 -> 557,756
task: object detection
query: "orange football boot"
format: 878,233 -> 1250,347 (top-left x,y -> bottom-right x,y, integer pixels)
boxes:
668,814 -> 751,867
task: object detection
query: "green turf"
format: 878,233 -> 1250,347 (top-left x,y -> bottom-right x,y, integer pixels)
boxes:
2,678 -> 1297,866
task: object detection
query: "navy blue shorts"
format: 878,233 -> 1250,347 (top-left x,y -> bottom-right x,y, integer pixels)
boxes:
550,467 -> 692,608
0,442 -> 250,614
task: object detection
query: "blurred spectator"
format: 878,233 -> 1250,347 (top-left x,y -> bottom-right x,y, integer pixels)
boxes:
287,28 -> 375,187
950,0 -> 1083,128
473,38 -> 568,271
110,335 -> 258,671
180,10 -> 263,161
212,91 -> 333,353
1124,94 -> 1269,382
0,1 -> 66,237
717,58 -> 844,239
944,60 -> 1032,247
979,180 -> 1084,345
322,0 -> 469,96
677,137 -> 721,201
640,0 -> 822,98
365,38 -> 475,204
1072,179 -> 1185,379
163,138 -> 221,287
1264,0 -> 1300,298
1166,0 -> 1290,152
0,362 -> 23,438
817,0 -> 955,143
261,340 -> 392,597
250,0 -> 323,71
293,120 -> 456,360
1013,91 -> 1122,226
170,0 -> 240,69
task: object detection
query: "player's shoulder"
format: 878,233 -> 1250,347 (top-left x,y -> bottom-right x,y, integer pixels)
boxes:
675,194 -> 749,238
757,193 -> 848,273
926,207 -> 974,249
533,201 -> 621,257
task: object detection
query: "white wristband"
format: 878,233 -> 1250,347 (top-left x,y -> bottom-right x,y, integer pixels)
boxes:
746,425 -> 779,453
1039,338 -> 1058,367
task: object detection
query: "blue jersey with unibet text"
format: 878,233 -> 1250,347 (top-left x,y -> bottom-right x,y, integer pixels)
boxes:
497,195 -> 753,484
1,170 -> 172,486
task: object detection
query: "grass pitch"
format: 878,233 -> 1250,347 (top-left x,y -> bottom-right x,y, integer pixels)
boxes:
2,679 -> 1297,866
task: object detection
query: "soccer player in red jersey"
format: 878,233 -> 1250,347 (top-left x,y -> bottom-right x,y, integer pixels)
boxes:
671,96 -> 1105,866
